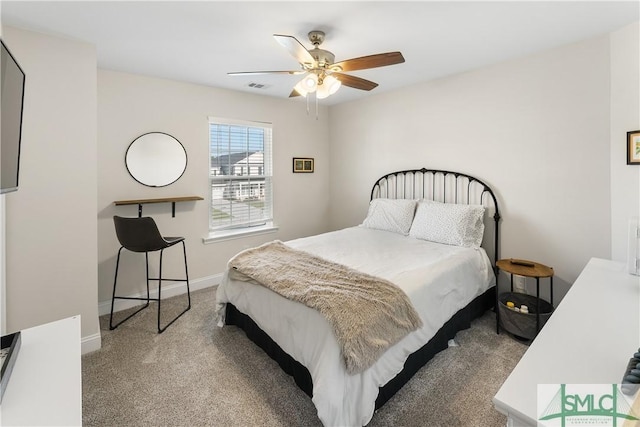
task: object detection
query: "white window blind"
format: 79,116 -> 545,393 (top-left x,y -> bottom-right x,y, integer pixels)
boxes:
208,117 -> 273,232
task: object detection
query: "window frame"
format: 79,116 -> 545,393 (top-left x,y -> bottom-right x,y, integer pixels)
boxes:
204,117 -> 277,244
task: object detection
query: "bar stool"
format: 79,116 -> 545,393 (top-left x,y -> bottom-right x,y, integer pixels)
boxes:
110,215 -> 191,333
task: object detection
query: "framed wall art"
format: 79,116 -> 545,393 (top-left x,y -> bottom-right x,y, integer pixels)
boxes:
293,157 -> 314,173
628,130 -> 640,165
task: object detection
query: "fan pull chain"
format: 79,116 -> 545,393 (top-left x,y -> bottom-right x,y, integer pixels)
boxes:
306,94 -> 310,115
315,94 -> 319,120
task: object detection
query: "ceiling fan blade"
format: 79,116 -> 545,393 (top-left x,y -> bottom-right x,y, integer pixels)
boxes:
289,89 -> 302,98
331,52 -> 405,72
333,73 -> 378,91
228,70 -> 306,76
273,34 -> 316,67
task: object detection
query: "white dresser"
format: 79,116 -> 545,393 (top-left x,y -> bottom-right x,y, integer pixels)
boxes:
493,258 -> 640,426
0,316 -> 82,426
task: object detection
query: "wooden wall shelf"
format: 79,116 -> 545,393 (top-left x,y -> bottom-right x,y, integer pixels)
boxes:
114,196 -> 203,217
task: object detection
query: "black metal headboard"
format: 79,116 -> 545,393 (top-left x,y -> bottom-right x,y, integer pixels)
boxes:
370,168 -> 501,272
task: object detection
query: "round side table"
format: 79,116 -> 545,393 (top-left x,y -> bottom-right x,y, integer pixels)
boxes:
496,258 -> 554,337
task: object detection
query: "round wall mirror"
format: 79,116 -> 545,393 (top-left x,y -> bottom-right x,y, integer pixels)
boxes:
125,132 -> 187,187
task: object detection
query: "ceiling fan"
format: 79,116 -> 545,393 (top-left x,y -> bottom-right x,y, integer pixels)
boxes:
228,30 -> 405,99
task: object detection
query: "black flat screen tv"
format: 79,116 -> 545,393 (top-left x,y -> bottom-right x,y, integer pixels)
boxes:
0,39 -> 25,194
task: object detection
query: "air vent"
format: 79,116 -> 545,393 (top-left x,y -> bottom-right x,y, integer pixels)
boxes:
247,82 -> 270,89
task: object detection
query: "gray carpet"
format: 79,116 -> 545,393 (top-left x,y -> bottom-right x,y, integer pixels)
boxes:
83,288 -> 527,427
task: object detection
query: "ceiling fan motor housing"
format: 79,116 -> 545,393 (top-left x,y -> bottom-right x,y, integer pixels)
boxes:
305,31 -> 335,69
309,48 -> 335,68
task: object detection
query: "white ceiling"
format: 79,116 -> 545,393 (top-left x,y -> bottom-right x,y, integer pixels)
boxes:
2,1 -> 638,105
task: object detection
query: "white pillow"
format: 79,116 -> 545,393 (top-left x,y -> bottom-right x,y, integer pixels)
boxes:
409,200 -> 485,247
360,198 -> 417,235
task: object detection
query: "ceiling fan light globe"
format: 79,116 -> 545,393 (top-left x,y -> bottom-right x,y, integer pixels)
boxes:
316,75 -> 341,99
316,84 -> 330,99
301,73 -> 318,92
324,75 -> 341,95
293,81 -> 309,97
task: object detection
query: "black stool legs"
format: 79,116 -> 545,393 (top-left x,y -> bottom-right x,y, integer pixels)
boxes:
109,240 -> 191,333
156,241 -> 191,333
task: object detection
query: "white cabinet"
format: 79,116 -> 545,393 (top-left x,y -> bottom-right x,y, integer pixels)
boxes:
493,258 -> 640,426
0,316 -> 82,426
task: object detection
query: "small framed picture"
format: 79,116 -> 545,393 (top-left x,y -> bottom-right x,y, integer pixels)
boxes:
293,157 -> 314,173
628,130 -> 640,165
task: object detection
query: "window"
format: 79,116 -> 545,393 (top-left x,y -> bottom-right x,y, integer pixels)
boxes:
208,117 -> 273,235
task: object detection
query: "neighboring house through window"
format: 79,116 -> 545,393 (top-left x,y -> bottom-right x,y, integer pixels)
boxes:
208,117 -> 273,238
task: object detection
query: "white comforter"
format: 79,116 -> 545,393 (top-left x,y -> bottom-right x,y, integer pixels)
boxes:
216,226 -> 494,426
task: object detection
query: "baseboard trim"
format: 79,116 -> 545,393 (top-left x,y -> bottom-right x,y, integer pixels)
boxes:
98,273 -> 222,317
82,332 -> 102,355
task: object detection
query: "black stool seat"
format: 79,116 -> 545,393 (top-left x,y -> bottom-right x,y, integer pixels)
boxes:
110,215 -> 191,333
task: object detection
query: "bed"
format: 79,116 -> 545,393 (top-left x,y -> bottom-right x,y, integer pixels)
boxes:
215,168 -> 501,426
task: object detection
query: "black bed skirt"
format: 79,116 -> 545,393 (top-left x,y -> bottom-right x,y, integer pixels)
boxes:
225,286 -> 495,410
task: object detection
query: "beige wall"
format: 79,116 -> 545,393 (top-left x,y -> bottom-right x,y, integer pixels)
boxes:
610,21 -> 640,263
2,27 -> 100,347
97,70 -> 331,307
328,34 -> 614,303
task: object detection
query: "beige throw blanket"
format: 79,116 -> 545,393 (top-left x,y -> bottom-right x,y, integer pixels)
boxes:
228,240 -> 423,374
